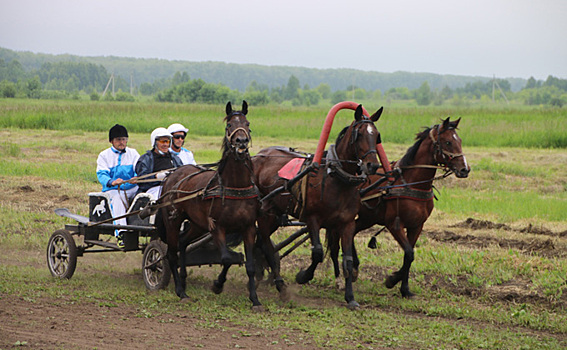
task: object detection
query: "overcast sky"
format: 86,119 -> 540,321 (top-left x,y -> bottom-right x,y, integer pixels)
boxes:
1,0 -> 565,80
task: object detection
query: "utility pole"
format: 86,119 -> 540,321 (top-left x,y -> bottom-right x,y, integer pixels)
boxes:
492,75 -> 510,106
102,73 -> 114,97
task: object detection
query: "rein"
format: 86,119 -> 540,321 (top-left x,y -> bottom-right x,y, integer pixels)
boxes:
360,170 -> 452,202
86,188 -> 204,227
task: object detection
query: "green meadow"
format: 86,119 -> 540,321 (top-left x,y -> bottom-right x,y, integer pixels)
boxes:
1,99 -> 566,148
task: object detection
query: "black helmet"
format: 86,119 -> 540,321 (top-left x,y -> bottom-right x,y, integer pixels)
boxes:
109,124 -> 128,141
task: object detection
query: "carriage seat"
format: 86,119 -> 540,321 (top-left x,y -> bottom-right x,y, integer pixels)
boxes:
126,193 -> 154,226
88,192 -> 112,223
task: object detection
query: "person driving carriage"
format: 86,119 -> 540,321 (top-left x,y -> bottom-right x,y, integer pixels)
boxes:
95,124 -> 140,246
135,127 -> 183,199
167,123 -> 196,165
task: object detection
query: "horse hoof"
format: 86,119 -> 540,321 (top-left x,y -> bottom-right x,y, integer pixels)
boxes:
296,269 -> 311,284
180,296 -> 192,304
401,289 -> 414,298
352,268 -> 359,283
211,282 -> 223,295
177,291 -> 189,299
384,275 -> 397,289
252,305 -> 265,313
346,300 -> 360,311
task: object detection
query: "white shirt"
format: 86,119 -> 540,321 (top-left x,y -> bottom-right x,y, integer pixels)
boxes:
170,147 -> 196,165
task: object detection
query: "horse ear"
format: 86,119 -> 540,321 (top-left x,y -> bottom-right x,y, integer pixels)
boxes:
242,100 -> 248,115
442,117 -> 451,130
450,117 -> 461,129
354,104 -> 363,121
370,106 -> 384,122
226,102 -> 233,116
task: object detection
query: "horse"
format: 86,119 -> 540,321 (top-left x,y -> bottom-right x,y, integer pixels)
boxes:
157,101 -> 268,311
253,104 -> 384,309
342,117 -> 470,298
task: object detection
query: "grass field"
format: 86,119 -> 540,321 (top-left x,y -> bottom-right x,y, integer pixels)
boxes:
1,100 -> 566,349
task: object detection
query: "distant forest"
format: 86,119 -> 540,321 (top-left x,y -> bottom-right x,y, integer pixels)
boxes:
1,47 -> 566,107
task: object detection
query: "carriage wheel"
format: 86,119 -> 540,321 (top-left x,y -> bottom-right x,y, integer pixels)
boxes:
142,240 -> 171,291
46,229 -> 78,279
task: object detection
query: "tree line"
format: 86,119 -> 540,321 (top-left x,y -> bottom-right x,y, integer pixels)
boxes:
0,54 -> 566,107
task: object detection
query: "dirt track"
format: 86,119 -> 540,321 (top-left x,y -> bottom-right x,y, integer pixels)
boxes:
0,293 -> 317,350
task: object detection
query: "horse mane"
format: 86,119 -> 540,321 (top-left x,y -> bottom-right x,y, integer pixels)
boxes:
335,125 -> 349,147
398,126 -> 432,167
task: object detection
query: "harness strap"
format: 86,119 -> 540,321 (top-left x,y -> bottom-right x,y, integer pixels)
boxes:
384,187 -> 434,201
203,185 -> 258,200
326,145 -> 367,186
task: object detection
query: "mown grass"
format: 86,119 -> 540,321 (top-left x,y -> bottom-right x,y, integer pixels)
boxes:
1,100 -> 566,349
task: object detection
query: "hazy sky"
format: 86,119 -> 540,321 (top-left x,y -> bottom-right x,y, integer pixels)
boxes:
1,0 -> 565,80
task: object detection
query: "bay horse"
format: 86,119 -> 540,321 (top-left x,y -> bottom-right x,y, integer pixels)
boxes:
342,117 -> 470,298
157,101 -> 267,310
253,105 -> 383,309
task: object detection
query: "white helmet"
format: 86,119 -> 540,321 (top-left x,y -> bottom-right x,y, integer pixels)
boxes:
150,127 -> 172,148
167,123 -> 188,135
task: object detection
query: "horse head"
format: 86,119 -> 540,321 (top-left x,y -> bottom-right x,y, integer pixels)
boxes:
428,117 -> 470,178
335,105 -> 383,176
224,101 -> 251,160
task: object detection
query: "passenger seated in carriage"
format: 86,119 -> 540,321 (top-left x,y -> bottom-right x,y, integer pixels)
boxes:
95,124 -> 140,246
135,127 -> 183,200
167,123 -> 197,166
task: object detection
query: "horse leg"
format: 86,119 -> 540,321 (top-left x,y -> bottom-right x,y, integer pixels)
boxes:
176,223 -> 197,300
211,227 -> 231,294
327,230 -> 342,289
398,225 -> 424,298
243,226 -> 264,311
158,209 -> 188,299
352,241 -> 359,283
384,222 -> 415,298
296,219 -> 323,284
212,264 -> 231,295
257,216 -> 289,301
341,222 -> 360,310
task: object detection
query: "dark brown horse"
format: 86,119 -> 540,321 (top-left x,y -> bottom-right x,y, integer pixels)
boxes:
157,101 -> 270,310
253,105 -> 383,309
343,117 -> 470,298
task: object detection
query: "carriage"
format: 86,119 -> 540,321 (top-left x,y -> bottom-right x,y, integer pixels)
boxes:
47,190 -> 246,290
47,101 -> 469,308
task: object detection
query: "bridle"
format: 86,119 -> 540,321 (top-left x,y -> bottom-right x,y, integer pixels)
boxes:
225,112 -> 251,153
350,118 -> 380,175
429,124 -> 464,166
